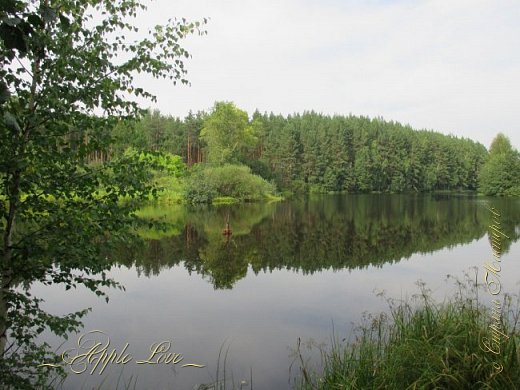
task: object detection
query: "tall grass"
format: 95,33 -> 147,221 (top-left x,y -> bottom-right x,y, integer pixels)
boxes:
195,340 -> 253,390
297,270 -> 520,389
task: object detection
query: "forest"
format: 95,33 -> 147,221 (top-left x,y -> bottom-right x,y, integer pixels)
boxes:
110,102 -> 520,201
2,1 -> 518,388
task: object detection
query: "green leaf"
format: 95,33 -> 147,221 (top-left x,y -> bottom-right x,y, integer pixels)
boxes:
4,111 -> 21,132
4,17 -> 22,27
0,24 -> 27,52
27,14 -> 44,29
59,14 -> 70,28
0,81 -> 10,104
0,0 -> 19,13
41,5 -> 57,23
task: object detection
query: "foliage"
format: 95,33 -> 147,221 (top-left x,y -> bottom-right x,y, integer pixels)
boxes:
184,167 -> 218,204
478,134 -> 520,196
112,106 -> 489,195
199,102 -> 259,165
121,148 -> 187,204
297,272 -> 520,389
0,0 -> 205,387
123,148 -> 186,177
185,164 -> 276,204
151,174 -> 185,205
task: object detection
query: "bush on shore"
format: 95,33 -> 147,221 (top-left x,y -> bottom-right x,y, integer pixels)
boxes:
184,164 -> 277,204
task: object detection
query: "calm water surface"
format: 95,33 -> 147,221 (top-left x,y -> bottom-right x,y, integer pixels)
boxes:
34,194 -> 520,389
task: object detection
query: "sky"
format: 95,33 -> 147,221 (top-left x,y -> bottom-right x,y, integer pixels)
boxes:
132,0 -> 520,150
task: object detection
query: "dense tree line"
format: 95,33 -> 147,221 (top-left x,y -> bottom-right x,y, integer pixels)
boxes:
255,111 -> 487,193
113,109 -> 206,166
114,103 -> 491,194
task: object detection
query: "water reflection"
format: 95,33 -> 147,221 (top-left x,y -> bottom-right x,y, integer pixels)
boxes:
117,195 -> 520,289
30,194 -> 520,389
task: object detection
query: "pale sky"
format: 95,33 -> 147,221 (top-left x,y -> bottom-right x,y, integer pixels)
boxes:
132,0 -> 520,150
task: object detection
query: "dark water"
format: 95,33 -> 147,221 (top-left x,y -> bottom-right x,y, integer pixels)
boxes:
34,194 -> 520,389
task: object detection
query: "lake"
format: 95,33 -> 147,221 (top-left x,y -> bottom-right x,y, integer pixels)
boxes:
33,194 -> 520,389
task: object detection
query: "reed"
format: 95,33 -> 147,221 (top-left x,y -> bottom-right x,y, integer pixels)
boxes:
297,270 -> 520,389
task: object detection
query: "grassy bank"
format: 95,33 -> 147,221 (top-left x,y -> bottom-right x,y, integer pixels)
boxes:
297,273 -> 520,389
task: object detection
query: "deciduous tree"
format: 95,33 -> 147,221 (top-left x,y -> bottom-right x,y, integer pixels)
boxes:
200,101 -> 257,165
0,0 -> 205,386
478,134 -> 520,196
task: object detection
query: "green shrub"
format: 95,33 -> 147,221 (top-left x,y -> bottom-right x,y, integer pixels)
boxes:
504,186 -> 520,197
184,169 -> 218,204
184,164 -> 276,203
